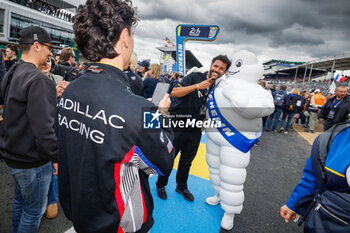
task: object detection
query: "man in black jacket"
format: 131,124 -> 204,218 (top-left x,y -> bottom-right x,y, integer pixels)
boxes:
51,47 -> 78,81
0,26 -> 57,233
57,1 -> 175,233
156,55 -> 231,202
318,85 -> 350,130
5,44 -> 19,71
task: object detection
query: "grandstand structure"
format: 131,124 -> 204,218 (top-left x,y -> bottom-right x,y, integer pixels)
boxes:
263,53 -> 350,92
0,0 -> 79,53
263,59 -> 327,84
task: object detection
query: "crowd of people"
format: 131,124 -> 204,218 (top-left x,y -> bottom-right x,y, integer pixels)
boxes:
0,0 -> 350,233
10,0 -> 75,23
258,81 -> 350,135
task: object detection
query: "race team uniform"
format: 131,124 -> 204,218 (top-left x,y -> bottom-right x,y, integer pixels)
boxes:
57,63 -> 175,233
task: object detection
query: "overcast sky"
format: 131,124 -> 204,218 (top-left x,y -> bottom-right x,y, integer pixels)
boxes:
124,0 -> 350,69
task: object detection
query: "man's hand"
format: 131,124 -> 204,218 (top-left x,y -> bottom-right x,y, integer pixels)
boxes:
158,94 -> 171,115
142,71 -> 149,81
280,205 -> 296,223
57,80 -> 70,97
319,118 -> 326,124
197,78 -> 215,90
53,163 -> 58,175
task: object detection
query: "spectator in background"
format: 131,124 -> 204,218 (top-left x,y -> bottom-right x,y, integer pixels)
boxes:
73,62 -> 79,70
270,84 -> 276,95
76,61 -> 90,79
168,71 -> 179,94
160,73 -> 170,83
38,57 -> 61,219
40,57 -> 69,97
5,44 -> 19,71
294,90 -> 306,126
266,85 -> 287,132
124,52 -> 143,96
258,79 -> 266,89
318,85 -> 350,130
178,74 -> 183,82
51,47 -> 78,81
279,88 -> 302,134
142,63 -> 161,98
305,89 -> 325,133
137,60 -> 149,77
60,47 -> 75,67
40,57 -> 62,85
301,91 -> 311,128
54,51 -> 60,64
258,79 -> 271,128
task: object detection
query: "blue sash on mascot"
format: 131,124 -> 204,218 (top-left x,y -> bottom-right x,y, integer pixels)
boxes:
207,87 -> 261,153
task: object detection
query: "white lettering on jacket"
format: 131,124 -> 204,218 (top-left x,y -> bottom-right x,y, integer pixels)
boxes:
58,97 -> 126,144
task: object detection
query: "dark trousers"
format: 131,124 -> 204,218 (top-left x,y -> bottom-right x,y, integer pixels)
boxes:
156,129 -> 202,190
262,116 -> 268,128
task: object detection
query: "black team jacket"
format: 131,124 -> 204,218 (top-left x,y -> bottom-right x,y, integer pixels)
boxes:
51,61 -> 78,82
56,63 -> 174,233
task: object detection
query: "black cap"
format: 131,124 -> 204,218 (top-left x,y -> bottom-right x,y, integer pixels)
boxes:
18,26 -> 56,44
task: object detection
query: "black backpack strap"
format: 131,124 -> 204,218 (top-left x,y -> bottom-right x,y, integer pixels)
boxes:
311,135 -> 325,191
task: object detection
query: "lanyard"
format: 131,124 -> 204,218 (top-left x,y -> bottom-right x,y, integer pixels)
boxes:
331,98 -> 343,109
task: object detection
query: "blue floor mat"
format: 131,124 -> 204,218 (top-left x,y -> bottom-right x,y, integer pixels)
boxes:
149,171 -> 224,233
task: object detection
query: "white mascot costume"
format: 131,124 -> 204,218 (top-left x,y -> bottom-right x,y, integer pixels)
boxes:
205,50 -> 275,230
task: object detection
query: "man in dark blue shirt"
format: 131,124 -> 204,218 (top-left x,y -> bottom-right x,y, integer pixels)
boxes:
156,55 -> 231,202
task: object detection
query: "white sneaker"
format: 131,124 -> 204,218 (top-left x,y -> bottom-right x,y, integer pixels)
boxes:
205,196 -> 220,206
221,213 -> 235,230
284,131 -> 288,134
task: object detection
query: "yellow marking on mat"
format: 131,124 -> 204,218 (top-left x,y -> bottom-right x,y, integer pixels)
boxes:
325,166 -> 345,178
173,143 -> 209,180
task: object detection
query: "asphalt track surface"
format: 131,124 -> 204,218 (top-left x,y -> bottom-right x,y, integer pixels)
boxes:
0,130 -> 309,233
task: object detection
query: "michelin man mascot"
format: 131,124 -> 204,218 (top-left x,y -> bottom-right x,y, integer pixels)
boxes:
205,50 -> 275,230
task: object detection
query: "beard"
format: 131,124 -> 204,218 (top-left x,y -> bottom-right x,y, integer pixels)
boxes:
209,69 -> 222,80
